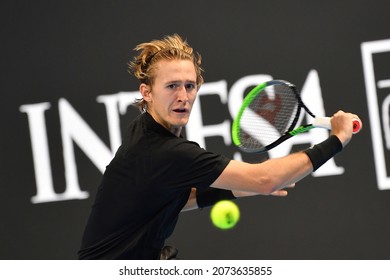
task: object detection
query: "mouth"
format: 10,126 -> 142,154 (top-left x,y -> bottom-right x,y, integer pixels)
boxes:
173,108 -> 188,113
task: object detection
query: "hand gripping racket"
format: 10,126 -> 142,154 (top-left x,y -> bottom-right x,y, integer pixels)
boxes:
231,80 -> 362,153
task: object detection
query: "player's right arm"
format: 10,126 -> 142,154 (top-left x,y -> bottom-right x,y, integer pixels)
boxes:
211,152 -> 312,195
211,111 -> 357,195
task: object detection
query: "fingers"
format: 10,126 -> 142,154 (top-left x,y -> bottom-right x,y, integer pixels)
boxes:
270,190 -> 288,197
330,110 -> 362,146
333,110 -> 362,125
270,183 -> 296,197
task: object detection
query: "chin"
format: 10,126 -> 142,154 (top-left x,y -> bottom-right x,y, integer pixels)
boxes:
173,115 -> 189,124
175,120 -> 189,127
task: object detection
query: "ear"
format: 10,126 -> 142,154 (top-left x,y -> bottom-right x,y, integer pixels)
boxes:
139,83 -> 152,102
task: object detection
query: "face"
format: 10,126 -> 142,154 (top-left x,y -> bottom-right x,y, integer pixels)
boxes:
140,59 -> 198,136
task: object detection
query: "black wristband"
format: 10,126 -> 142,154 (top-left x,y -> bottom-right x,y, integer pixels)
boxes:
196,188 -> 236,209
304,135 -> 343,172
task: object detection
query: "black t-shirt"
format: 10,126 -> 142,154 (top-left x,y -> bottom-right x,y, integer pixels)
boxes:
78,112 -> 230,259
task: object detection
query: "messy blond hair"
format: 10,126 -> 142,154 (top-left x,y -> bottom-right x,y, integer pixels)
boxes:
128,34 -> 204,111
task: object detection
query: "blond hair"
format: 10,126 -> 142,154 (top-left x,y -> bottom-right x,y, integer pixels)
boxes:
128,34 -> 204,111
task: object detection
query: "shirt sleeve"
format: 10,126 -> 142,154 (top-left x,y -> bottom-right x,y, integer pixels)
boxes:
150,138 -> 231,190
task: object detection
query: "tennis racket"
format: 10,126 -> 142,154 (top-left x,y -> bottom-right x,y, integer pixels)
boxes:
231,80 -> 362,153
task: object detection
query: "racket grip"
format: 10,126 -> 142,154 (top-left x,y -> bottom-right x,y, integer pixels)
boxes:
313,117 -> 362,134
312,117 -> 332,130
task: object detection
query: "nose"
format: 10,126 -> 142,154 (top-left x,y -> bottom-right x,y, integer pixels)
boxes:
177,85 -> 189,102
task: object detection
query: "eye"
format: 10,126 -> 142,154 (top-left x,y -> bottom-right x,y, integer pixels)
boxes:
167,83 -> 178,89
185,83 -> 196,91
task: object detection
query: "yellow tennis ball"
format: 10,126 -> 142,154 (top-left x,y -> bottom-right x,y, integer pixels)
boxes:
210,200 -> 240,229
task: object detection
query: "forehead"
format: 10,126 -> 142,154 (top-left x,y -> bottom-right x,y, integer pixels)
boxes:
153,59 -> 197,82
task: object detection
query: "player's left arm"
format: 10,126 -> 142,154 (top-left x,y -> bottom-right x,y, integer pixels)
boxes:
181,184 -> 294,212
181,188 -> 258,212
181,188 -> 198,212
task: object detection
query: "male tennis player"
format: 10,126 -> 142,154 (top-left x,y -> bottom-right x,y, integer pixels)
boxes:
78,34 -> 360,259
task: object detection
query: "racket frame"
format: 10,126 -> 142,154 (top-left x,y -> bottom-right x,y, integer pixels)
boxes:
232,80 -> 317,153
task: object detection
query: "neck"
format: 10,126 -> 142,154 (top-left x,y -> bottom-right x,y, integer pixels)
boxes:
171,127 -> 182,137
147,110 -> 182,137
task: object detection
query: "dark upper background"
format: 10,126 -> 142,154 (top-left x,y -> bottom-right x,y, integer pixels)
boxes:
1,0 -> 389,259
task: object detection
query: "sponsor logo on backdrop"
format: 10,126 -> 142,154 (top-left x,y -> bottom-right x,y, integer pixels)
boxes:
20,70 -> 344,204
361,38 -> 390,191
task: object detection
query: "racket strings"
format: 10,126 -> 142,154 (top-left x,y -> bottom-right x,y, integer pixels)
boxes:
239,84 -> 299,151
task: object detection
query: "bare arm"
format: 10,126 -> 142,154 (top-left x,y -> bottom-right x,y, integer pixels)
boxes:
182,188 -> 198,211
181,185 -> 290,212
211,151 -> 312,194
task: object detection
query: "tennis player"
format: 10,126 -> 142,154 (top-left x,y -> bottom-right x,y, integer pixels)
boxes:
78,34 -> 360,259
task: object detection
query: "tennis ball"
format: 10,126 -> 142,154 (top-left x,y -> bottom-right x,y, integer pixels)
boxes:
210,200 -> 240,230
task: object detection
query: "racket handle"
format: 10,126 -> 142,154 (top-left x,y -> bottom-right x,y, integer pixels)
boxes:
352,118 -> 362,134
313,117 -> 332,130
313,117 -> 362,134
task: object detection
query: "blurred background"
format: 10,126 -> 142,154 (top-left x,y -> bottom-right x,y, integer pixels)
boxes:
1,0 -> 390,259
